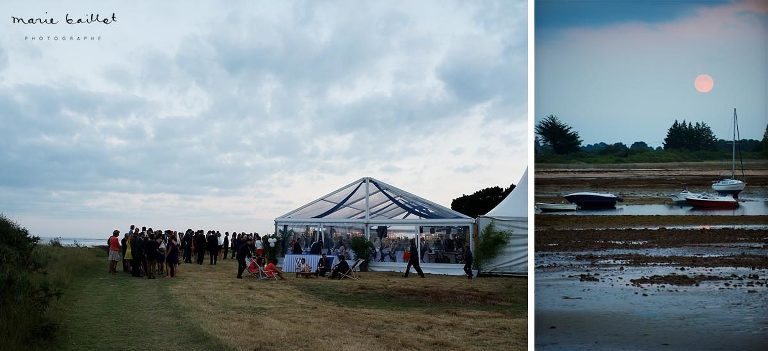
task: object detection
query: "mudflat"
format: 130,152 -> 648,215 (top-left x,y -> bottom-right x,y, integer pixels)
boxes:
535,162 -> 768,350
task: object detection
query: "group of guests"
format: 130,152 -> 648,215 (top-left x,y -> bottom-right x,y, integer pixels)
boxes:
107,225 -> 180,278
294,253 -> 350,279
106,225 -> 270,279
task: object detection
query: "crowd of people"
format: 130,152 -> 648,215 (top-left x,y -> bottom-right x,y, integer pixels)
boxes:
106,225 -> 476,281
106,225 -> 274,279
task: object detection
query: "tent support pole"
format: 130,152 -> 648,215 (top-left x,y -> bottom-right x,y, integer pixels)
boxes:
364,178 -> 371,239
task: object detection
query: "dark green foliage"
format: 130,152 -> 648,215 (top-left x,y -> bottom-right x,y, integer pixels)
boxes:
535,115 -> 582,154
762,125 -> 768,156
663,120 -> 717,151
475,222 -> 512,270
451,185 -> 514,218
262,234 -> 279,261
349,236 -> 375,262
536,139 -> 763,164
629,141 -> 652,153
0,214 -> 61,348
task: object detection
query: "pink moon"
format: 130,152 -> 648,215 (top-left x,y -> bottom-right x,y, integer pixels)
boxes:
695,74 -> 714,93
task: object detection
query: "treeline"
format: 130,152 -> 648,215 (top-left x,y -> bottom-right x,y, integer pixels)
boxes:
535,115 -> 768,163
451,184 -> 514,218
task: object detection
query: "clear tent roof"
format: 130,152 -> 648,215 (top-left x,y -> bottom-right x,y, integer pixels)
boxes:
276,177 -> 472,222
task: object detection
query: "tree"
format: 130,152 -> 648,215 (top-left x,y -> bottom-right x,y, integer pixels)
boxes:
630,141 -> 651,152
663,119 -> 717,151
535,115 -> 582,154
451,185 -> 514,218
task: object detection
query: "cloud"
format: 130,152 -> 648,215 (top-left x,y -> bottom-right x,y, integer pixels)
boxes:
0,0 -> 527,237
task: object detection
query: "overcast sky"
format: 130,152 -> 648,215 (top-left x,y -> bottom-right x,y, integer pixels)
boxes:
536,0 -> 767,147
0,0 -> 528,238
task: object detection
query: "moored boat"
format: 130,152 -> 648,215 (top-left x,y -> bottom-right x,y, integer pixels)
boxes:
536,202 -> 578,212
685,193 -> 739,209
670,190 -> 700,205
564,192 -> 623,209
712,108 -> 746,197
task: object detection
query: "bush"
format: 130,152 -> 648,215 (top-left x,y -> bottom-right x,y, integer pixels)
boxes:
0,214 -> 61,348
475,222 -> 512,271
350,236 -> 375,262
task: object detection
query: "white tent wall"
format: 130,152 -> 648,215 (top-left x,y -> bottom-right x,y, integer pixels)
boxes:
476,168 -> 528,276
476,216 -> 527,275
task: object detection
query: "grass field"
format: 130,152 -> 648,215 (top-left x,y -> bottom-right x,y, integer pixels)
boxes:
49,248 -> 526,351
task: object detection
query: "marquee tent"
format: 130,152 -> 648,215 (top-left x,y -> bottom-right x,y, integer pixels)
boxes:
275,177 -> 476,274
476,168 -> 528,275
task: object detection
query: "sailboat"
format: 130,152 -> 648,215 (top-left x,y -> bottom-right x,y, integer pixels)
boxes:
712,108 -> 746,197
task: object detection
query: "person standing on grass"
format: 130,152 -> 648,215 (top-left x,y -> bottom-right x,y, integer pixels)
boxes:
222,232 -> 229,260
145,233 -> 157,279
208,231 -> 219,265
403,239 -> 425,278
156,235 -> 166,276
166,236 -> 179,278
108,230 -> 121,274
463,243 -> 473,279
236,237 -> 254,279
230,232 -> 237,259
195,230 -> 206,265
254,233 -> 264,258
124,232 -> 133,274
121,232 -> 129,272
132,231 -> 143,277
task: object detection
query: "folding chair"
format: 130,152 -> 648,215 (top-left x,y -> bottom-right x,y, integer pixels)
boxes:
339,258 -> 363,280
260,259 -> 280,280
246,257 -> 276,280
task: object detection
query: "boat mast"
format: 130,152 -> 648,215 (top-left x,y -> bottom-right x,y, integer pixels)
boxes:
732,108 -> 736,179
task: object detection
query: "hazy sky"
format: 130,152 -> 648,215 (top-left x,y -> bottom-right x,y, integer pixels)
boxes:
536,0 -> 768,147
0,0 -> 527,238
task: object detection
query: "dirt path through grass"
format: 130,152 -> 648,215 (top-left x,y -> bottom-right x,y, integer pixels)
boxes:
55,249 -> 231,351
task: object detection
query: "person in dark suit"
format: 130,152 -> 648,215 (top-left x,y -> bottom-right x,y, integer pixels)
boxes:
309,240 -> 322,255
291,239 -> 303,254
131,232 -> 143,277
195,231 -> 206,265
316,253 -> 331,277
231,233 -> 238,259
222,232 -> 230,260
183,230 -> 193,263
463,244 -> 473,279
236,237 -> 253,279
144,233 -> 157,279
403,239 -> 425,278
208,232 -> 219,265
330,255 -> 350,279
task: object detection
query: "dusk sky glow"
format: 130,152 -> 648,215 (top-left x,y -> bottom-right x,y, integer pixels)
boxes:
536,0 -> 768,146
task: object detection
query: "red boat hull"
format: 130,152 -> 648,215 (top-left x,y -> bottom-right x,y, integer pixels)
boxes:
686,198 -> 739,209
